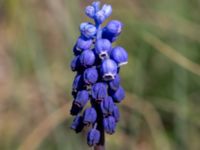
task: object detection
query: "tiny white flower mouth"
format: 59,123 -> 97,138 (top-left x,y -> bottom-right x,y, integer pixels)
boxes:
99,52 -> 108,59
103,73 -> 115,81
118,61 -> 128,66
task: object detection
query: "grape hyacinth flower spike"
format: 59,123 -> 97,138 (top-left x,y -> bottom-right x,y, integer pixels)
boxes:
69,1 -> 128,149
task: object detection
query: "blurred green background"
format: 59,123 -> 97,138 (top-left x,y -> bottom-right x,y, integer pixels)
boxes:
0,0 -> 200,150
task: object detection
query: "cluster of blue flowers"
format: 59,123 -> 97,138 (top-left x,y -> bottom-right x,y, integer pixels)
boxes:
70,1 -> 128,147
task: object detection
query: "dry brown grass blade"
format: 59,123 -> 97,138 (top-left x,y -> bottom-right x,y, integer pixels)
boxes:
18,104 -> 70,150
143,32 -> 200,76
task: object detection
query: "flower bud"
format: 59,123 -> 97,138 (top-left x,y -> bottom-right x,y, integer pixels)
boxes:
92,1 -> 101,12
79,50 -> 95,67
70,56 -> 80,72
83,107 -> 97,124
102,20 -> 123,42
75,37 -> 93,51
71,115 -> 84,133
109,86 -> 125,103
105,20 -> 123,36
95,39 -> 112,59
110,46 -> 128,66
72,74 -> 84,92
101,96 -> 114,115
74,90 -> 89,108
87,128 -> 100,146
112,105 -> 120,122
103,116 -> 116,134
83,67 -> 98,85
108,74 -> 120,91
102,4 -> 112,18
70,101 -> 83,116
91,82 -> 107,102
95,10 -> 106,24
85,6 -> 95,18
101,59 -> 118,81
80,22 -> 97,39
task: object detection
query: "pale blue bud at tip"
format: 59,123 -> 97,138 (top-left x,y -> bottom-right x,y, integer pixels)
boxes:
95,10 -> 106,24
85,5 -> 95,18
102,4 -> 112,18
92,1 -> 101,12
101,59 -> 118,81
110,46 -> 128,66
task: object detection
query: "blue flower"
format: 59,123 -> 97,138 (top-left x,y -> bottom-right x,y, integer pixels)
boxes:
72,74 -> 84,92
79,50 -> 95,67
109,86 -> 125,103
92,1 -> 101,12
70,56 -> 80,72
95,39 -> 112,59
108,74 -> 120,91
70,115 -> 84,133
102,20 -> 123,42
101,96 -> 115,116
70,101 -> 83,116
101,59 -> 118,81
80,22 -> 97,39
101,4 -> 112,18
110,46 -> 128,66
83,107 -> 97,125
112,105 -> 120,122
70,0 -> 127,142
85,5 -> 95,18
87,128 -> 100,146
75,37 -> 93,52
74,90 -> 89,108
83,67 -> 98,85
103,116 -> 116,134
91,82 -> 107,102
95,10 -> 106,24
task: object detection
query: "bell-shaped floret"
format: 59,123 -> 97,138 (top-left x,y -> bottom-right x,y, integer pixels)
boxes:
91,82 -> 107,102
103,116 -> 116,134
79,50 -> 96,68
109,86 -> 125,103
101,96 -> 115,116
95,39 -> 112,59
83,67 -> 98,85
70,115 -> 84,133
83,107 -> 97,125
87,128 -> 100,146
101,59 -> 118,81
110,46 -> 128,66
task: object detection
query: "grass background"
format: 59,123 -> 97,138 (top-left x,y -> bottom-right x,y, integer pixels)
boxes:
0,0 -> 200,150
